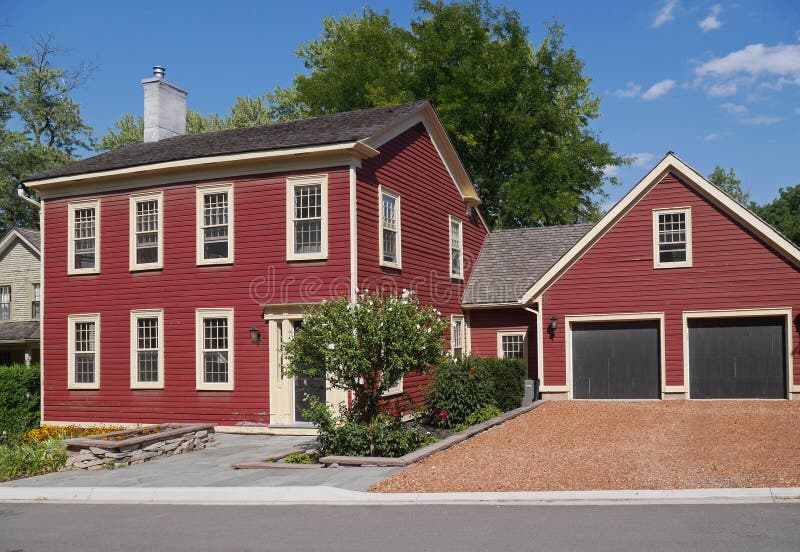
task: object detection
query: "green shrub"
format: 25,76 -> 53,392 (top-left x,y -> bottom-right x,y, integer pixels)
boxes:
0,438 -> 67,481
425,357 -> 494,428
303,398 -> 432,458
477,357 -> 526,412
0,363 -> 40,436
284,453 -> 313,464
454,405 -> 504,432
425,356 -> 526,427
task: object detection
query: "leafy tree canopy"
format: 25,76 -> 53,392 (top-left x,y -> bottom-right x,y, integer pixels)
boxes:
707,165 -> 750,206
0,37 -> 93,231
752,184 -> 800,246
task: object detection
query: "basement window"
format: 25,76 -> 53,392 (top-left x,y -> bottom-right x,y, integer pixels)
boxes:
653,208 -> 692,268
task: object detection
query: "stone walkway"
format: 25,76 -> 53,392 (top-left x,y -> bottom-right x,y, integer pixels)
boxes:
1,434 -> 400,491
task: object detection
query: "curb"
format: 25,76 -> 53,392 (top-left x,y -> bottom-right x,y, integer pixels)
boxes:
1,486 -> 799,506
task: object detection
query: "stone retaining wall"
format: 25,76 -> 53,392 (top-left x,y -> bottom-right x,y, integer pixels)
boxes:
63,424 -> 216,470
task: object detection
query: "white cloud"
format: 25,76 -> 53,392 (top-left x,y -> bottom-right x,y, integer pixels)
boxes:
610,82 -> 642,98
603,165 -> 620,178
706,81 -> 738,97
698,4 -> 723,32
795,107 -> 800,115
653,0 -> 679,28
739,116 -> 782,125
720,103 -> 747,114
641,79 -> 676,100
704,133 -> 720,142
631,153 -> 656,167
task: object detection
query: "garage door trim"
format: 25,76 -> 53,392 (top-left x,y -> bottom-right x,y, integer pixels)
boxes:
682,307 -> 795,399
565,312 -> 666,400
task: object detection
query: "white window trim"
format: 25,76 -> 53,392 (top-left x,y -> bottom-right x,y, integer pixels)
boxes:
286,174 -> 329,261
450,315 -> 465,356
449,215 -> 464,280
497,331 -> 527,360
67,313 -> 101,390
653,207 -> 692,269
378,186 -> 402,269
130,309 -> 165,390
196,183 -> 234,266
67,199 -> 100,275
31,282 -> 40,320
0,283 -> 10,321
129,192 -> 164,271
195,308 -> 235,391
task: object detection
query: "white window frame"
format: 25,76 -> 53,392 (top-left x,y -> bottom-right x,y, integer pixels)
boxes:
653,207 -> 692,269
449,215 -> 464,279
67,313 -> 100,390
195,308 -> 235,391
130,309 -> 165,389
497,331 -> 527,360
68,199 -> 100,275
0,284 -> 10,321
31,283 -> 40,320
451,315 -> 465,357
378,186 -> 402,269
196,184 -> 234,266
286,174 -> 328,261
129,192 -> 164,271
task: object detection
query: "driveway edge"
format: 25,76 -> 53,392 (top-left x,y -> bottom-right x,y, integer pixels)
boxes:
2,486 -> 799,506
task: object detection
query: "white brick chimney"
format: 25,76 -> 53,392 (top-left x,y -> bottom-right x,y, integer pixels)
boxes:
142,66 -> 187,142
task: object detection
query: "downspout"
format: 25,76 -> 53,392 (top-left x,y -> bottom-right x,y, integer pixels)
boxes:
17,186 -> 41,209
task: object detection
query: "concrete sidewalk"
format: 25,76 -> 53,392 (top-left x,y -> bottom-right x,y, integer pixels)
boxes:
0,433 -> 400,491
1,486 -> 800,505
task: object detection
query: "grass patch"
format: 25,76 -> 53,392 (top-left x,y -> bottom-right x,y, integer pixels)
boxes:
0,439 -> 68,481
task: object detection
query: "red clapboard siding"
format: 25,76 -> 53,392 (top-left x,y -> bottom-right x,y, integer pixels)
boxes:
43,167 -> 353,425
468,308 -> 538,379
540,172 -> 800,388
357,123 -> 488,404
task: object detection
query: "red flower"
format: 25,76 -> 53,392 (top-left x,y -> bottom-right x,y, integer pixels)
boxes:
439,410 -> 448,421
391,411 -> 399,418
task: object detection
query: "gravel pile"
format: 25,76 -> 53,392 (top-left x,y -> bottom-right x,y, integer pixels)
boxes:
370,400 -> 800,492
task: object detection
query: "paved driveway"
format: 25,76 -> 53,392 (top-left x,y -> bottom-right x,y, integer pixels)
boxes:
1,433 -> 399,491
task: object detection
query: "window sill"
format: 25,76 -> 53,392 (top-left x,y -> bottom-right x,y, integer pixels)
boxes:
130,383 -> 165,390
68,269 -> 100,276
380,261 -> 402,270
196,384 -> 235,391
68,384 -> 100,390
287,254 -> 328,262
130,265 -> 163,273
196,259 -> 234,267
653,262 -> 693,269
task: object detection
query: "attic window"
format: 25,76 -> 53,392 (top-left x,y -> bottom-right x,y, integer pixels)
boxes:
653,208 -> 692,268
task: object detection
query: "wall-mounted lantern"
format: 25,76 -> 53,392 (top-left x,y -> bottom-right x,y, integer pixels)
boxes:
250,326 -> 262,344
547,314 -> 558,337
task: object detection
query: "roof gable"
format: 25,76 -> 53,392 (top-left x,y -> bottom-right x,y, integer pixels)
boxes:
0,228 -> 40,257
520,152 -> 800,304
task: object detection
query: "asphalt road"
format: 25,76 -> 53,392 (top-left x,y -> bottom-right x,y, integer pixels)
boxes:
2,503 -> 800,551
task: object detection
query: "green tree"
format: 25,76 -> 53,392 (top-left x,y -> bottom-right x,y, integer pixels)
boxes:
282,291 -> 447,425
708,165 -> 749,205
0,37 -> 93,231
753,184 -> 800,246
278,1 -> 626,227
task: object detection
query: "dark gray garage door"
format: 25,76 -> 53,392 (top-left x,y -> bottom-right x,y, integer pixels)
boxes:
572,320 -> 660,399
689,316 -> 786,399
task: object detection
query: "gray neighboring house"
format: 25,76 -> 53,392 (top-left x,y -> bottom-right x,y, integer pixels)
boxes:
0,228 -> 40,366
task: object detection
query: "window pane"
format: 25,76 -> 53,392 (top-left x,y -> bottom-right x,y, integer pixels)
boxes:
452,318 -> 464,357
31,284 -> 40,319
0,286 -> 9,321
137,351 -> 159,382
294,220 -> 322,254
659,244 -> 686,263
202,192 -> 229,260
75,322 -> 95,352
382,229 -> 397,263
502,335 -> 525,359
203,193 -> 228,226
75,353 -> 95,383
204,351 -> 229,383
294,185 -> 321,220
658,212 -> 687,263
73,207 -> 96,269
203,317 -> 229,384
451,247 -> 462,275
203,226 -> 229,259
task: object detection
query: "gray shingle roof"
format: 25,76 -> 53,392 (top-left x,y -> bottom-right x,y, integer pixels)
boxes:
0,321 -> 39,342
15,228 -> 40,252
463,224 -> 594,306
28,100 -> 430,181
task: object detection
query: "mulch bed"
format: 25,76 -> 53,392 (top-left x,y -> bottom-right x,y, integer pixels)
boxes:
370,400 -> 800,492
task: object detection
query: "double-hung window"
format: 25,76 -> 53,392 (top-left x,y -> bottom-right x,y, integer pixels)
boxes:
31,284 -> 40,319
498,332 -> 525,360
68,314 -> 100,389
287,175 -> 328,260
68,200 -> 100,274
0,286 -> 10,320
130,192 -> 163,270
451,315 -> 465,357
197,184 -> 234,265
653,208 -> 692,268
449,216 -> 464,279
196,308 -> 234,390
379,188 -> 401,268
130,309 -> 164,389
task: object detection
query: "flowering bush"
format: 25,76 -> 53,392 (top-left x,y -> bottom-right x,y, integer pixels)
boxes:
21,425 -> 126,443
283,290 -> 447,425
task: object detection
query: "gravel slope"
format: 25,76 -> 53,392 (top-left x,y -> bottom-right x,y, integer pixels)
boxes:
370,401 -> 800,492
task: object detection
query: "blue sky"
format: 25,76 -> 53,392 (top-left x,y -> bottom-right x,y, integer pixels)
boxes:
2,0 -> 799,205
